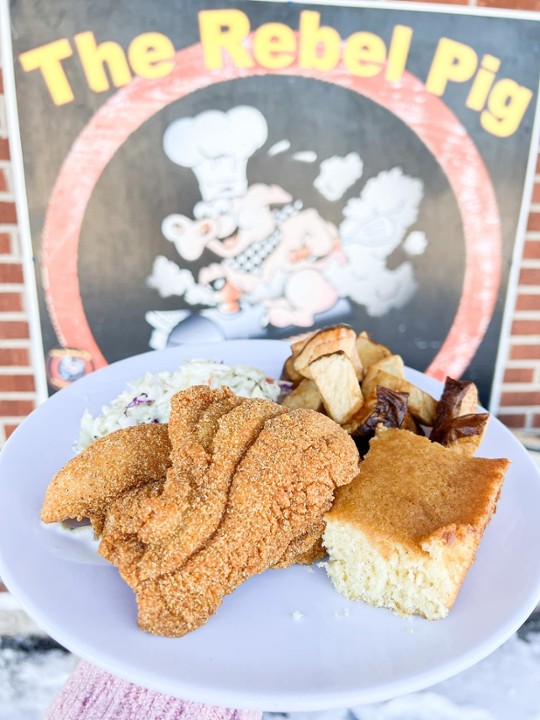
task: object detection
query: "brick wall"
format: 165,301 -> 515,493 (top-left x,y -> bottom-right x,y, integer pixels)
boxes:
0,60 -> 37,446
0,0 -> 539,445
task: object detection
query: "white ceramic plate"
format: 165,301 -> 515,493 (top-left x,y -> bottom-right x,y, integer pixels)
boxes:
1,340 -> 540,712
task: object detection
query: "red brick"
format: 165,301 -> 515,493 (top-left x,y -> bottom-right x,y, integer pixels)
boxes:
520,267 -> 540,285
0,170 -> 7,193
497,413 -> 527,428
511,344 -> 540,360
4,423 -> 19,438
503,368 -> 535,383
0,399 -> 34,416
0,202 -> 16,224
477,0 -> 540,7
533,414 -> 540,428
516,293 -> 540,311
533,184 -> 540,205
500,391 -> 540,406
527,213 -> 540,232
0,263 -> 23,283
0,375 -> 35,391
511,319 -> 540,335
0,321 -> 29,339
0,138 -> 9,161
523,240 -> 540,260
0,69 -> 4,95
0,347 -> 29,365
0,233 -> 11,254
0,582 -> 7,593
0,292 -> 23,312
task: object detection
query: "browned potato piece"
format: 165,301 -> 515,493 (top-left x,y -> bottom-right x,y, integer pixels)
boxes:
402,412 -> 425,436
356,332 -> 392,369
431,412 -> 490,456
282,355 -> 304,385
356,386 -> 409,431
429,377 -> 487,456
294,325 -> 358,377
303,351 -> 364,424
362,369 -> 438,426
361,355 -> 406,397
281,332 -> 318,384
290,333 -> 316,356
435,377 -> 479,422
281,378 -> 324,411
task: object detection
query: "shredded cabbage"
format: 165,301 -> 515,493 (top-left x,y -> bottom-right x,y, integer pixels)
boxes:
76,359 -> 281,452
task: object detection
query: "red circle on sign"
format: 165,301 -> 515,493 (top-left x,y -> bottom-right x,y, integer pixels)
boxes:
42,39 -> 501,380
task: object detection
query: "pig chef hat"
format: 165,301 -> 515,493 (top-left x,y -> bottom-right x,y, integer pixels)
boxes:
163,106 -> 268,203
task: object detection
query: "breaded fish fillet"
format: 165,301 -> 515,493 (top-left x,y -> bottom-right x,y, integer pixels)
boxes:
40,423 -> 171,523
134,386 -> 244,545
136,407 -> 359,636
135,396 -> 288,583
41,387 -> 360,638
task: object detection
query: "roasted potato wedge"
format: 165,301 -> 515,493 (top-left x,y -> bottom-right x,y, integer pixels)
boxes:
361,355 -> 406,397
282,355 -> 304,385
294,325 -> 359,377
434,377 -> 479,422
431,412 -> 490,456
281,378 -> 323,411
281,333 -> 317,384
303,351 -> 364,424
356,332 -> 392,369
361,368 -> 437,426
430,377 -> 487,455
354,386 -> 408,431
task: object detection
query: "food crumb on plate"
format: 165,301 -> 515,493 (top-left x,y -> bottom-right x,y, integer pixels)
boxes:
291,611 -> 304,622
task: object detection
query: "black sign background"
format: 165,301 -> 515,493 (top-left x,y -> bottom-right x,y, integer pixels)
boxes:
6,0 -> 540,403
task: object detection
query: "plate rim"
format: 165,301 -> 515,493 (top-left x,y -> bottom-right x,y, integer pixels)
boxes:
1,338 -> 540,711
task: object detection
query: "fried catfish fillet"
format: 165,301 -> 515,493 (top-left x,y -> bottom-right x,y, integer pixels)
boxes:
134,393 -> 289,583
40,424 -> 171,524
135,406 -> 359,637
133,386 -> 245,546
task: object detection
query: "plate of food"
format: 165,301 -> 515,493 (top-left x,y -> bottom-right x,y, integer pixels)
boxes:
0,329 -> 540,712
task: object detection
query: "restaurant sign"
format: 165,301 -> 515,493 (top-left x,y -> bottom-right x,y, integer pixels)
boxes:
2,0 -> 539,405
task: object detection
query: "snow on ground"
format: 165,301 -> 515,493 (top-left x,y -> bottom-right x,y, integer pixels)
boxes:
0,637 -> 75,720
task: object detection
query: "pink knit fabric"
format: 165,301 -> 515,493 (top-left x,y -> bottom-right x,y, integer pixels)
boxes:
45,660 -> 262,720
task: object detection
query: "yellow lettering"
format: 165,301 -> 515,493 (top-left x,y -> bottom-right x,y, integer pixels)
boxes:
344,32 -> 386,78
19,39 -> 74,105
198,9 -> 254,70
385,25 -> 412,82
128,32 -> 175,79
74,31 -> 131,93
481,79 -> 533,137
426,38 -> 477,96
298,10 -> 340,72
253,23 -> 296,70
466,54 -> 501,111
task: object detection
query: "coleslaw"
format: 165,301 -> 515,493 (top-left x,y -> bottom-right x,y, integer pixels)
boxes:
76,359 -> 282,451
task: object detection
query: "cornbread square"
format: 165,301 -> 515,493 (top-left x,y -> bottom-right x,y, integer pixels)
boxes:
323,427 -> 509,619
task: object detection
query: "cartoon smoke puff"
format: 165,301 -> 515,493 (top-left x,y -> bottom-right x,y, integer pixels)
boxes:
325,167 -> 428,316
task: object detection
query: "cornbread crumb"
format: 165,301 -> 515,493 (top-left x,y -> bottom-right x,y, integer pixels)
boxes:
292,611 -> 304,621
324,427 -> 509,620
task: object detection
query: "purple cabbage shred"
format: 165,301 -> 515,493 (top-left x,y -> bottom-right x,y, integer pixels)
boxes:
124,392 -> 155,414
